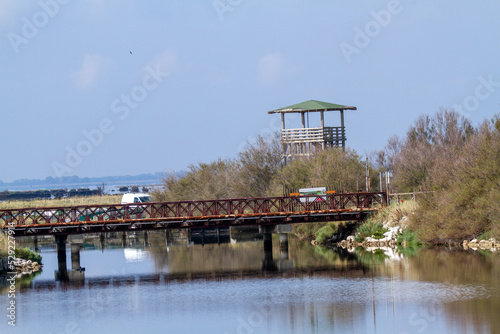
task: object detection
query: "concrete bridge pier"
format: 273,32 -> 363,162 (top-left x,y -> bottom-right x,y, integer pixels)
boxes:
277,225 -> 293,271
165,230 -> 171,246
121,232 -> 127,248
33,236 -> 39,252
69,241 -> 85,282
100,233 -> 106,251
55,235 -> 68,281
144,231 -> 149,248
260,225 -> 277,271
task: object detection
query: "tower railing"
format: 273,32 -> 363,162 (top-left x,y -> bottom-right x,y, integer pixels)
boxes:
281,126 -> 345,143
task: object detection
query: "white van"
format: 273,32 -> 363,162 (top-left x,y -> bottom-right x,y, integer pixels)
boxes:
121,193 -> 153,205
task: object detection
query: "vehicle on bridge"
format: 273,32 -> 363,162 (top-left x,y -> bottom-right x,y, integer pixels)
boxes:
121,193 -> 153,205
290,187 -> 335,203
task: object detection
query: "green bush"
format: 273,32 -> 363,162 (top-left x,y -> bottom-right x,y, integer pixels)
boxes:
15,247 -> 42,264
478,231 -> 491,240
314,222 -> 337,244
355,220 -> 388,242
396,228 -> 421,245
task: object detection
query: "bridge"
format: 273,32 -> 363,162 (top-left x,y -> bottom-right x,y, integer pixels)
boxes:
1,192 -> 386,237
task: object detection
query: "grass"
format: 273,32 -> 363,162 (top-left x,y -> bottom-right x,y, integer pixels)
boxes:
0,194 -> 122,210
0,232 -> 6,256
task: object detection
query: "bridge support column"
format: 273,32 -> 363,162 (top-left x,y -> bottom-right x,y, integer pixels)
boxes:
70,243 -> 82,271
277,224 -> 293,270
122,232 -> 127,248
279,233 -> 288,248
260,225 -> 277,271
100,233 -> 106,251
33,236 -> 39,252
69,242 -> 85,282
55,235 -> 68,281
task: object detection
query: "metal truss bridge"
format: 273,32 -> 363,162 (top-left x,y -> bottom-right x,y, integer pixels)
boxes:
1,192 -> 386,237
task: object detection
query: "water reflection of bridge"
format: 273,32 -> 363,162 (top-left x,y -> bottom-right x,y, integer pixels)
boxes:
24,265 -> 367,292
16,229 -> 364,288
52,227 -> 293,283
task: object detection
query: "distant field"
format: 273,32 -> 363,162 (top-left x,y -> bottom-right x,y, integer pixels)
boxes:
0,194 -> 122,210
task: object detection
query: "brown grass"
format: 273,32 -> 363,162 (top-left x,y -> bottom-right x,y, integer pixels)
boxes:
0,194 -> 122,210
0,232 -> 6,255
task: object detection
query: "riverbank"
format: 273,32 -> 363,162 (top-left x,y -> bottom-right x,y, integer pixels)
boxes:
0,233 -> 43,276
317,200 -> 419,247
320,199 -> 499,252
0,257 -> 42,277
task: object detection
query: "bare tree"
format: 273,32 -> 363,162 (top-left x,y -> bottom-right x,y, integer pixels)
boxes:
96,182 -> 107,196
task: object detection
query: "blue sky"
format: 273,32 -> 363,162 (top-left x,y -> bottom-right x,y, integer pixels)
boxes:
1,0 -> 499,182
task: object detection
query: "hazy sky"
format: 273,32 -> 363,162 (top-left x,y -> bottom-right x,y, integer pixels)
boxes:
1,1 -> 499,182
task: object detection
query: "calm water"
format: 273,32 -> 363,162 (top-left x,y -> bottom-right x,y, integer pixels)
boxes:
1,230 -> 499,334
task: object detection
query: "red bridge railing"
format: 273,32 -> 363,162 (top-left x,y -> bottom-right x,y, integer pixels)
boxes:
0,192 -> 386,227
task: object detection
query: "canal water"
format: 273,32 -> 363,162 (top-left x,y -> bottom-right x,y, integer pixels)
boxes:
1,230 -> 499,333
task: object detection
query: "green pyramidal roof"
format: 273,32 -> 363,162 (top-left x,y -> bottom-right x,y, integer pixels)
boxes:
268,100 -> 356,114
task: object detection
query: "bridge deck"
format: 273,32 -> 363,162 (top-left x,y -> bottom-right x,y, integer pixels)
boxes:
1,192 -> 386,237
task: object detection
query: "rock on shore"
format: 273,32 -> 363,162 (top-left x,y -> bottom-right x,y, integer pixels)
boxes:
0,257 -> 43,276
462,238 -> 498,251
339,226 -> 402,248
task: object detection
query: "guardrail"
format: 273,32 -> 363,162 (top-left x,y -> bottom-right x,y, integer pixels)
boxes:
281,126 -> 345,143
0,192 -> 386,227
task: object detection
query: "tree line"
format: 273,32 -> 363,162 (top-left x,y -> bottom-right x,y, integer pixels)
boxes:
152,133 -> 380,201
375,109 -> 500,243
153,109 -> 500,244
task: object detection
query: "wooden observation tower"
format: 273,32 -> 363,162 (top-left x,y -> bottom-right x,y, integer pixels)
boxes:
268,100 -> 356,164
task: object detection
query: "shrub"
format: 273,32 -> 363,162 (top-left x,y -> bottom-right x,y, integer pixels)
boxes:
314,222 -> 337,244
396,228 -> 421,245
355,220 -> 388,242
15,247 -> 42,264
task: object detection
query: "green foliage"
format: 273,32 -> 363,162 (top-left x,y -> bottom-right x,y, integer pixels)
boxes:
396,228 -> 421,245
395,244 -> 421,257
314,222 -> 337,244
478,231 -> 491,241
15,247 -> 42,264
409,114 -> 500,243
314,245 -> 341,263
354,247 -> 388,265
355,220 -> 387,242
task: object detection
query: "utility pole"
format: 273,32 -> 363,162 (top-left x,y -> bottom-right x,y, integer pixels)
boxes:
365,157 -> 370,192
